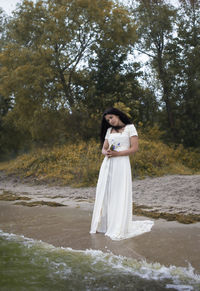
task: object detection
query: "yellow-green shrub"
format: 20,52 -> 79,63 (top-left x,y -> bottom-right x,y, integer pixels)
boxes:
0,137 -> 199,187
0,140 -> 103,186
172,144 -> 200,170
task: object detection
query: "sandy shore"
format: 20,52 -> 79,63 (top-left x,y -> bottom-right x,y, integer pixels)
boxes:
0,173 -> 200,272
0,173 -> 200,214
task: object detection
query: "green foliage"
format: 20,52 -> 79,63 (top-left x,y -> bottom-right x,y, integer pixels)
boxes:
0,0 -> 199,156
132,0 -> 177,135
171,0 -> 200,147
0,0 -> 139,155
131,0 -> 200,146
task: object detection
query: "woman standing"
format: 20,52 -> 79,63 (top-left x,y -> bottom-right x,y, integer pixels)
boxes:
90,108 -> 154,240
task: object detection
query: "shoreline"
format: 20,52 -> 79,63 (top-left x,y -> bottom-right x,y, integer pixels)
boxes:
0,201 -> 200,273
0,173 -> 200,273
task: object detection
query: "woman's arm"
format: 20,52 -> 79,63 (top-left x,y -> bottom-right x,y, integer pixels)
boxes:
107,136 -> 138,158
102,139 -> 109,156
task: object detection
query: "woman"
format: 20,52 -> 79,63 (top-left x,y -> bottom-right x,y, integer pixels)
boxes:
90,108 -> 154,240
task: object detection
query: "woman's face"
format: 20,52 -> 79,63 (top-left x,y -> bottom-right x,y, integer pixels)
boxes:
105,114 -> 120,127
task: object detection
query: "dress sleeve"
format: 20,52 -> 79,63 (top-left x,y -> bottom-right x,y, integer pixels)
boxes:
105,127 -> 111,139
128,124 -> 138,137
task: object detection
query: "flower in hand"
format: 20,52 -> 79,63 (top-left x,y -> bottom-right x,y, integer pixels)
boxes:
107,142 -> 120,158
110,142 -> 120,150
110,144 -> 115,150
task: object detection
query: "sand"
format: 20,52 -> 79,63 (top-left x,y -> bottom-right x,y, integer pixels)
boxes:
0,173 -> 200,272
0,173 -> 200,214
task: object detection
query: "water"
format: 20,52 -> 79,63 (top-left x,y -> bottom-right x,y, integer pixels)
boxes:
0,230 -> 200,291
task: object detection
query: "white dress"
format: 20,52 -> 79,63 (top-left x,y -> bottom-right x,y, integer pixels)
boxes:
90,124 -> 154,240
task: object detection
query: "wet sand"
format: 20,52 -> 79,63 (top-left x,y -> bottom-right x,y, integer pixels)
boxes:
0,201 -> 200,273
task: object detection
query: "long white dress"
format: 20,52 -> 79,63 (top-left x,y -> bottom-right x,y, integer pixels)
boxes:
90,124 -> 154,240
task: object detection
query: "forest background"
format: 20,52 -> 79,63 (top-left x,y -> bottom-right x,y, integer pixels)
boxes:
0,0 -> 199,186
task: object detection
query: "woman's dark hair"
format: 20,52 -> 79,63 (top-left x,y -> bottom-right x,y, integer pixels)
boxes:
100,107 -> 131,146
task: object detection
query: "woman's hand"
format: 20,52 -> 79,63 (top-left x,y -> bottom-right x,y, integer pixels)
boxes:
102,136 -> 138,158
102,140 -> 119,158
106,149 -> 119,158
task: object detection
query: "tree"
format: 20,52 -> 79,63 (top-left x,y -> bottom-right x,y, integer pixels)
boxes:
129,0 -> 200,147
173,0 -> 200,146
0,0 -> 137,148
0,8 -> 20,157
130,0 -> 177,138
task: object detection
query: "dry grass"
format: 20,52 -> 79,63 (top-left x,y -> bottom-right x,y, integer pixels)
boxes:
0,137 -> 199,187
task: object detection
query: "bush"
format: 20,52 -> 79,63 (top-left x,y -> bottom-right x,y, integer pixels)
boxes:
0,135 -> 199,187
